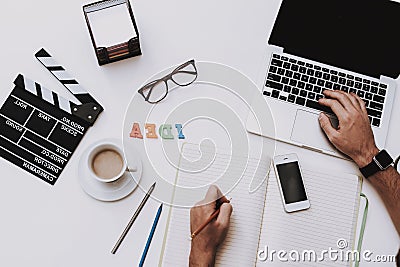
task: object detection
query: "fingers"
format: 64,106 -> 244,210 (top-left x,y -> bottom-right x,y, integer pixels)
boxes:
318,98 -> 346,119
346,93 -> 363,110
350,93 -> 368,113
217,195 -> 229,205
195,185 -> 227,208
319,112 -> 338,141
321,90 -> 356,111
205,184 -> 230,204
204,184 -> 223,203
216,203 -> 233,228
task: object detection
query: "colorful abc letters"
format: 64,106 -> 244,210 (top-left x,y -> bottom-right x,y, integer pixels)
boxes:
130,123 -> 185,139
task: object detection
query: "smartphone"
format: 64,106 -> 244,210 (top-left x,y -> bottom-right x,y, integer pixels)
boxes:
273,154 -> 310,213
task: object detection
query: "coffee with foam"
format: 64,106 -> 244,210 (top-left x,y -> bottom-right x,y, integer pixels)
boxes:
91,149 -> 124,180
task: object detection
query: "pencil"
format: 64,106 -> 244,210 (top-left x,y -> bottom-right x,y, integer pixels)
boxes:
111,182 -> 156,254
139,204 -> 163,267
190,198 -> 231,239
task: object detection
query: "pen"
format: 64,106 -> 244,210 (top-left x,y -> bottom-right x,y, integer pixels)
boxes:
139,204 -> 163,267
111,182 -> 156,254
190,198 -> 231,240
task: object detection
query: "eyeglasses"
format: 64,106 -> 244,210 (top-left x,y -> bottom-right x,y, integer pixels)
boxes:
138,59 -> 198,104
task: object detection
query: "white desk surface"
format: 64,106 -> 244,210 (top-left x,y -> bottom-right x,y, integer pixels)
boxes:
0,0 -> 399,266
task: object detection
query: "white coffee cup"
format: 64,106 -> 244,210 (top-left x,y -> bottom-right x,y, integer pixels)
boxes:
87,142 -> 136,183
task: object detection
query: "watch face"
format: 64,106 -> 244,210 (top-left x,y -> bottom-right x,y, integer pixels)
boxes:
395,156 -> 400,172
375,150 -> 393,168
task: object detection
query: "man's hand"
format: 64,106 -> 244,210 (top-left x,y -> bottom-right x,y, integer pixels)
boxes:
319,90 -> 400,236
189,185 -> 233,267
318,90 -> 379,167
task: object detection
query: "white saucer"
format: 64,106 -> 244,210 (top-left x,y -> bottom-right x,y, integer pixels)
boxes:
78,139 -> 142,202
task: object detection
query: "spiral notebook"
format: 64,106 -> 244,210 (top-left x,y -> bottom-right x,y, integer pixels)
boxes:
159,143 -> 362,267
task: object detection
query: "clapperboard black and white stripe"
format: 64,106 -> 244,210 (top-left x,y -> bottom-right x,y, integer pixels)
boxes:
35,48 -> 103,125
14,74 -> 78,115
0,49 -> 103,185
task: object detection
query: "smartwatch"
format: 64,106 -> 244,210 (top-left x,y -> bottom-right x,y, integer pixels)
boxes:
359,150 -> 393,178
395,155 -> 400,173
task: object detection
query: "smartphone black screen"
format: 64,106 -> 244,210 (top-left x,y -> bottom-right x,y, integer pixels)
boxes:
276,162 -> 307,204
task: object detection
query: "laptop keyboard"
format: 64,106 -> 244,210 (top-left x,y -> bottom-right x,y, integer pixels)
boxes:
263,54 -> 388,127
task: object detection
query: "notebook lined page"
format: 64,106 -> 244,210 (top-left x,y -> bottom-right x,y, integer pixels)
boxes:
256,169 -> 361,267
161,144 -> 271,267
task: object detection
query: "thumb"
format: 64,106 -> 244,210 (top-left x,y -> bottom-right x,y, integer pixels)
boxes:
319,113 -> 338,140
217,203 -> 233,228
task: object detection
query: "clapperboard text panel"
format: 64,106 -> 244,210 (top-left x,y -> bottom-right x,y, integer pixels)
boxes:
0,75 -> 91,185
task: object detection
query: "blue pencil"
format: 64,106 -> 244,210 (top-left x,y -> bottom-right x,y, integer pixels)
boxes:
139,204 -> 163,267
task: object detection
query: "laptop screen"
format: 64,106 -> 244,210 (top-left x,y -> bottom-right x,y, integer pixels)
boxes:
269,0 -> 400,79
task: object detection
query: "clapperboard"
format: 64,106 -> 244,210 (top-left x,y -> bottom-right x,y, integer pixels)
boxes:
0,49 -> 103,185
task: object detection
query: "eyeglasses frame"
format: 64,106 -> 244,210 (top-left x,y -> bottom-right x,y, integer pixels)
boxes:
137,59 -> 198,104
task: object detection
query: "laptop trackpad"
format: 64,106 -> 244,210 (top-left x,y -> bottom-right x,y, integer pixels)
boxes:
290,109 -> 338,153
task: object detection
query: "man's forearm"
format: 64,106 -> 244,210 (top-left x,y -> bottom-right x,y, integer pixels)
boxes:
368,167 -> 400,234
189,248 -> 216,267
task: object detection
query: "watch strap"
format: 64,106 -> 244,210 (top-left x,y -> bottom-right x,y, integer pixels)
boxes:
359,150 -> 393,178
359,159 -> 381,178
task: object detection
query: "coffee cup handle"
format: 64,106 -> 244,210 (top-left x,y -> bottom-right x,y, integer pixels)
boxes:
125,166 -> 137,173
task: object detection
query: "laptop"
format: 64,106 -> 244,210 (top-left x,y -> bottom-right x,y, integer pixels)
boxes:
246,0 -> 399,158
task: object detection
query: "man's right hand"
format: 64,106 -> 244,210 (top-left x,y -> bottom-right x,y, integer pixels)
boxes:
189,185 -> 232,267
318,90 -> 379,168
319,90 -> 400,256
